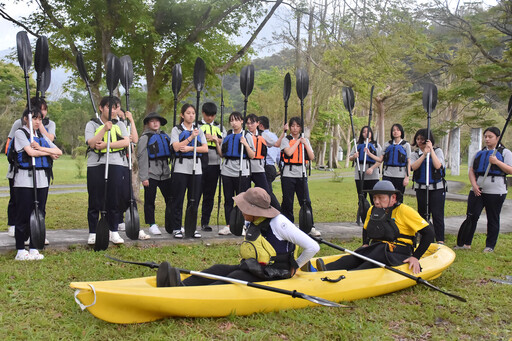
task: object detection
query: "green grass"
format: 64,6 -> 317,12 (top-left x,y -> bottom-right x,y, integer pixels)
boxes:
1,234 -> 511,339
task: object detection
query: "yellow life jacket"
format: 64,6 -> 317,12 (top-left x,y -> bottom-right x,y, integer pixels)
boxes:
93,124 -> 125,154
200,122 -> 222,148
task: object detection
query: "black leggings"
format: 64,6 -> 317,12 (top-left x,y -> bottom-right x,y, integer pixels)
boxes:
182,264 -> 261,286
415,188 -> 445,242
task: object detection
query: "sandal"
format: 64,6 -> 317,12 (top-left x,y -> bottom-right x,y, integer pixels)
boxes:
193,231 -> 202,238
139,230 -> 151,240
173,230 -> 183,239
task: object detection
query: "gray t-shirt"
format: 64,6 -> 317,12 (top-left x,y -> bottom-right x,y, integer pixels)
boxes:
170,123 -> 207,175
280,136 -> 313,178
221,131 -> 255,177
137,128 -> 171,181
410,148 -> 445,190
84,118 -> 129,168
349,143 -> 382,180
13,127 -> 58,188
469,147 -> 512,195
382,140 -> 411,178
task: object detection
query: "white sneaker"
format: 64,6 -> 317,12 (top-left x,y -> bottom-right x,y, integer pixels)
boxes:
218,226 -> 231,235
109,231 -> 124,244
8,226 -> 15,237
309,227 -> 321,237
87,233 -> 96,245
242,227 -> 247,236
149,224 -> 162,235
29,249 -> 44,260
15,250 -> 32,261
138,230 -> 151,240
118,223 -> 126,231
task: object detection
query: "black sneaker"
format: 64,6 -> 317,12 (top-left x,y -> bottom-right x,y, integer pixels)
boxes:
316,258 -> 327,271
201,225 -> 213,232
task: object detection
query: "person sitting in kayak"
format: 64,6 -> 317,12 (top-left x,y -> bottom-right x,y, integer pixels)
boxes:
160,187 -> 320,286
317,180 -> 434,274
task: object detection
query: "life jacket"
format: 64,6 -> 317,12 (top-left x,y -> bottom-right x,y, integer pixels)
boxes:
365,204 -> 415,246
7,128 -> 53,176
412,148 -> 445,186
87,118 -> 126,157
383,140 -> 408,170
222,130 -> 248,160
143,131 -> 172,160
200,121 -> 222,149
473,146 -> 506,180
250,132 -> 268,160
282,135 -> 309,165
174,124 -> 202,162
357,142 -> 377,164
239,219 -> 295,265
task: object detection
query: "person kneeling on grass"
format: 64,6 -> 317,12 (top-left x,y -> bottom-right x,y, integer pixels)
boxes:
159,187 -> 320,286
316,180 -> 434,275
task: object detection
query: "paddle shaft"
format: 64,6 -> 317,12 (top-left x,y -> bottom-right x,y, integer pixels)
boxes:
217,77 -> 225,227
312,237 -> 467,302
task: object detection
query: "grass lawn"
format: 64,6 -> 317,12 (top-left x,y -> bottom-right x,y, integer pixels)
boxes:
1,234 -> 511,339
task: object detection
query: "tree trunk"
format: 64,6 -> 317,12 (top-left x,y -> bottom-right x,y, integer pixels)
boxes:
375,99 -> 386,147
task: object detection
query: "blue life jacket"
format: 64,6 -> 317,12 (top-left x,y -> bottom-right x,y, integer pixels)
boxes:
222,130 -> 247,160
383,140 -> 408,169
145,132 -> 171,160
8,128 -> 52,170
357,142 -> 377,164
412,149 -> 445,185
473,146 -> 506,178
174,125 -> 202,159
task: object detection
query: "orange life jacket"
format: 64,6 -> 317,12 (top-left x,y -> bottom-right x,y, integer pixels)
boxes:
282,135 -> 308,165
250,133 -> 268,160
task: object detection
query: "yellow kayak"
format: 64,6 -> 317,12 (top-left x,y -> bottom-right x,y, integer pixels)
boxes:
70,244 -> 455,323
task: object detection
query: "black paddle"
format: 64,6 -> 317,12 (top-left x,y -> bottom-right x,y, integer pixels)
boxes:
230,64 -> 255,236
184,57 -> 205,238
217,75 -> 225,228
17,31 -> 46,250
296,69 -> 313,234
457,95 -> 512,246
76,51 -> 99,118
171,64 -> 182,128
283,72 -> 291,133
357,86 -> 374,225
95,53 -> 120,251
119,55 -> 140,241
40,63 -> 51,100
343,86 -> 366,225
35,36 -> 49,100
105,255 -> 344,307
421,83 -> 438,225
311,237 -> 467,302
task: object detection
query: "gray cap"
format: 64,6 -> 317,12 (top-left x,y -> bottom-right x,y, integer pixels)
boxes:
365,180 -> 401,195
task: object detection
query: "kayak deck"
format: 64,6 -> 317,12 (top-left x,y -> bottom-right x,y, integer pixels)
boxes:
70,244 -> 455,323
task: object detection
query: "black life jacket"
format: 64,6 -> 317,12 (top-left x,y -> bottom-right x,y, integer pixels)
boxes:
366,204 -> 415,245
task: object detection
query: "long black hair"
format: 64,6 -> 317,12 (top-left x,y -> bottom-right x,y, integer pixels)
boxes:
412,128 -> 435,147
357,126 -> 376,144
390,123 -> 405,140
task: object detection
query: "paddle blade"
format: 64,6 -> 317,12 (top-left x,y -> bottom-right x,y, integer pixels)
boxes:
76,51 -> 90,83
34,36 -> 49,74
298,293 -> 346,308
172,64 -> 182,97
94,215 -> 110,251
30,210 -> 46,250
422,83 -> 438,113
125,206 -> 140,240
229,206 -> 244,236
240,64 -> 255,98
456,216 -> 472,247
295,69 -> 309,101
342,87 -> 355,113
106,53 -> 121,93
299,205 -> 313,234
16,31 -> 32,72
119,55 -> 133,91
184,205 -> 198,238
283,72 -> 292,102
193,57 -> 206,92
41,63 -> 51,96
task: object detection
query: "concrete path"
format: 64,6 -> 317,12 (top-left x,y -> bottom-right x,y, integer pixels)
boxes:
1,180 -> 511,253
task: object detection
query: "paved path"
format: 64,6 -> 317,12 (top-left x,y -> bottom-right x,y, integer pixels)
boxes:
1,180 -> 511,253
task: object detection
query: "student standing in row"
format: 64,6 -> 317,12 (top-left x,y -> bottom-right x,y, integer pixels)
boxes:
169,104 -> 208,238
410,128 -> 446,244
137,112 -> 173,237
6,98 -> 55,242
349,126 -> 382,205
380,124 -> 411,195
12,108 -> 61,260
457,127 -> 512,252
198,102 -> 223,232
218,111 -> 255,235
84,96 -> 129,245
280,117 -> 320,237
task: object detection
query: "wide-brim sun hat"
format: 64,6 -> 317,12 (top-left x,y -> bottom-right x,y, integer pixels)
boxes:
233,187 -> 280,219
143,111 -> 167,126
364,180 -> 401,195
